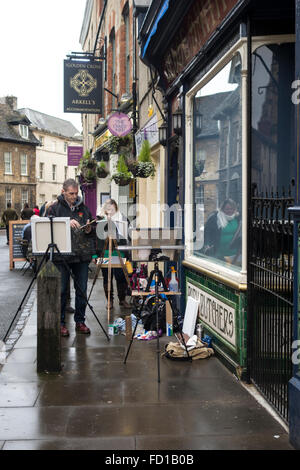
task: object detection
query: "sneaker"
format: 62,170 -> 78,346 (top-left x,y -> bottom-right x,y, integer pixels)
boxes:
60,325 -> 70,337
119,300 -> 132,309
75,322 -> 91,334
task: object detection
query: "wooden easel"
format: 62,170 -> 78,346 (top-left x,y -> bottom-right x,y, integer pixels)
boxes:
88,219 -> 131,321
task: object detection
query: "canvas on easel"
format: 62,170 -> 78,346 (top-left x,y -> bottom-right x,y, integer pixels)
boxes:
31,217 -> 72,255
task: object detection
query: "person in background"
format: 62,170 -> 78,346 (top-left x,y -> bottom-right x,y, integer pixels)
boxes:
21,203 -> 34,220
39,201 -> 47,217
1,202 -> 18,244
47,179 -> 96,337
33,205 -> 40,216
20,214 -> 39,272
97,198 -> 131,309
203,198 -> 242,265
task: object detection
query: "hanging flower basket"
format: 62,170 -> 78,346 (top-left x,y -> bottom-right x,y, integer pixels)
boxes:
136,139 -> 156,179
96,163 -> 109,179
111,174 -> 133,186
80,167 -> 96,183
126,158 -> 139,177
136,161 -> 156,178
97,168 -> 109,178
86,160 -> 97,169
111,154 -> 134,186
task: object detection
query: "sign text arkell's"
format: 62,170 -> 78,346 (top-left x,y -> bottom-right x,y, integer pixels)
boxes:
64,60 -> 102,114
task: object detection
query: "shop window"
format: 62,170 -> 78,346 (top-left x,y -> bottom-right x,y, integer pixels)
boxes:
192,53 -> 242,270
251,42 -> 294,193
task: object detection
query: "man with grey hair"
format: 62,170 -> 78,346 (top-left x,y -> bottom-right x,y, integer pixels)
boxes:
47,179 -> 96,337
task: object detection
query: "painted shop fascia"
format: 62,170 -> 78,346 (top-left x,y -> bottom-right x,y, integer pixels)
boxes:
140,0 -> 295,376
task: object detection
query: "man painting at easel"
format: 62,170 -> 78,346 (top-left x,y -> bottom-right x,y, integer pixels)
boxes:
97,199 -> 131,310
47,179 -> 96,336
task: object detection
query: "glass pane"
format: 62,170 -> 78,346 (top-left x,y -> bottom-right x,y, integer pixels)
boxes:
251,43 -> 294,194
192,53 -> 242,270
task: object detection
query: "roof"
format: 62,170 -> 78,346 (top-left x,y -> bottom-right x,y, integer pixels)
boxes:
0,103 -> 40,146
18,108 -> 82,140
195,92 -> 231,138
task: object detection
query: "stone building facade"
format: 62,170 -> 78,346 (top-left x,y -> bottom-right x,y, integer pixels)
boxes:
18,108 -> 82,207
0,97 -> 39,218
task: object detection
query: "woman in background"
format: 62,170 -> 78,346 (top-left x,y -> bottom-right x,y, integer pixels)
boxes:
203,198 -> 241,265
97,199 -> 131,309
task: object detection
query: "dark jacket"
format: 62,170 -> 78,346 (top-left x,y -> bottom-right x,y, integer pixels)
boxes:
21,208 -> 34,220
47,195 -> 96,263
2,208 -> 18,225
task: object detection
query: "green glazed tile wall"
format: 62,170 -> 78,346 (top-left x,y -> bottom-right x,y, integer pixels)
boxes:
184,267 -> 247,371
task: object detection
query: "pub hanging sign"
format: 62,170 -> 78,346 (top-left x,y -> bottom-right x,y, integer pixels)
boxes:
64,60 -> 102,114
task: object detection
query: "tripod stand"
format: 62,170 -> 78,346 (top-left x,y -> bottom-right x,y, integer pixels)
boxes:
123,251 -> 191,383
3,216 -> 109,343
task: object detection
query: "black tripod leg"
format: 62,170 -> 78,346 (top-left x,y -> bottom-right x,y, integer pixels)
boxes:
55,246 -> 110,342
3,248 -> 49,343
123,270 -> 155,364
159,271 -> 192,362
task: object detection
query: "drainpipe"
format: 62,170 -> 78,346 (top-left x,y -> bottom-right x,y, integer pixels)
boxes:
93,0 -> 107,57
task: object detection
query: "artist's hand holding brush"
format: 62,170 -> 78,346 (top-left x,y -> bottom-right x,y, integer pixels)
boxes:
71,218 -> 94,234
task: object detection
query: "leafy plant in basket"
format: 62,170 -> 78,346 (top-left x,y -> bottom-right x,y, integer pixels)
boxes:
111,155 -> 133,186
108,133 -> 133,154
96,161 -> 109,178
126,157 -> 139,177
136,139 -> 155,178
79,151 -> 97,183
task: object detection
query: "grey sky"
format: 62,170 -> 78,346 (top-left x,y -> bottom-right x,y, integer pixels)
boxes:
0,0 -> 86,132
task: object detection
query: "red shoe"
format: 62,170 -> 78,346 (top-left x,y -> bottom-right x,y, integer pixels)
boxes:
60,325 -> 70,337
75,322 -> 91,334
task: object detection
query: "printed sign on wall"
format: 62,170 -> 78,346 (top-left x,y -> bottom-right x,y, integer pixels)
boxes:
64,60 -> 102,114
67,146 -> 83,166
186,281 -> 236,348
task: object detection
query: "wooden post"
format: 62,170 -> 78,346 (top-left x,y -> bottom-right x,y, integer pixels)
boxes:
37,260 -> 61,373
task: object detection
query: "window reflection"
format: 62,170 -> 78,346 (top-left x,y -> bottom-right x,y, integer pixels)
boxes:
192,53 -> 242,269
251,43 -> 294,194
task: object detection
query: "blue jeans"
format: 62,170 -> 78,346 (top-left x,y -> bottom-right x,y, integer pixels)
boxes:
58,262 -> 89,325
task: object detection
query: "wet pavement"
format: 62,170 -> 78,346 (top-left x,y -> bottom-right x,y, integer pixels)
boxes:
0,231 -> 34,341
0,230 -> 294,451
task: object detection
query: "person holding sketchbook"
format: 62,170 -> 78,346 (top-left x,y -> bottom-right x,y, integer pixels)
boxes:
47,179 -> 96,336
97,198 -> 131,309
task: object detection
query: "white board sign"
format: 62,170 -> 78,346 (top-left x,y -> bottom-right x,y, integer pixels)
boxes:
182,296 -> 199,338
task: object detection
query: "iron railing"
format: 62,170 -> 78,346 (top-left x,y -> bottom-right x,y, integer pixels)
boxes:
248,186 -> 294,422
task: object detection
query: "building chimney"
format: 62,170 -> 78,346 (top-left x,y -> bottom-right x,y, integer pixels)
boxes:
5,96 -> 18,110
